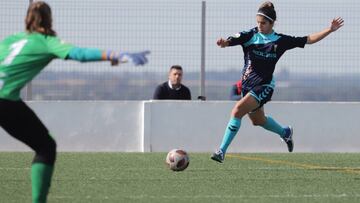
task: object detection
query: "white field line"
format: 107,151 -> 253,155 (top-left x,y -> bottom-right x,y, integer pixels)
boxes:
0,167 -> 30,170
49,193 -> 360,200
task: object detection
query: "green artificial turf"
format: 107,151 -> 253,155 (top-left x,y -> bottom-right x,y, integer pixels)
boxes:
0,152 -> 359,203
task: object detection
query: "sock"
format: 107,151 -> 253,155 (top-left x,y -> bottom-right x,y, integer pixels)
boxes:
219,117 -> 241,154
31,163 -> 54,203
261,116 -> 286,137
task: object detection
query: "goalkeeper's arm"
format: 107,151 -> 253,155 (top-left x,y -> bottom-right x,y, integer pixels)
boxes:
66,47 -> 104,62
66,47 -> 149,66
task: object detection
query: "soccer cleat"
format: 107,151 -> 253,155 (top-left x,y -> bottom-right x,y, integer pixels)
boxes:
281,126 -> 294,152
211,149 -> 224,163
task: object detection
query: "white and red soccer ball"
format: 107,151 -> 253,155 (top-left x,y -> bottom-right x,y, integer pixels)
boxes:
166,149 -> 190,171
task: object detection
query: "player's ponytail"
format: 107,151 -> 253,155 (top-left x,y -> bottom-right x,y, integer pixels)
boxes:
257,1 -> 276,23
25,1 -> 56,36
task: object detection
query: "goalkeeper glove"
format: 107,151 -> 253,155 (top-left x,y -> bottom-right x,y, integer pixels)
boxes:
108,50 -> 150,66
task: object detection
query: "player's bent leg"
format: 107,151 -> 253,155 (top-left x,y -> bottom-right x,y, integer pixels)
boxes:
8,127 -> 56,203
249,110 -> 294,152
211,94 -> 259,163
262,115 -> 294,152
0,100 -> 56,203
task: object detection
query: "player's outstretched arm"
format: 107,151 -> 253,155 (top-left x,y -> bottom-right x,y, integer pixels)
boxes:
67,48 -> 150,66
306,17 -> 344,44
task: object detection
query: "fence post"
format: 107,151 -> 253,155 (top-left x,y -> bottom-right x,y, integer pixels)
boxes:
199,1 -> 206,100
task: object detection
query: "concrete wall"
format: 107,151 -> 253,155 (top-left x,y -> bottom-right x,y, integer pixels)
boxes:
1,101 -> 359,152
0,101 -> 144,152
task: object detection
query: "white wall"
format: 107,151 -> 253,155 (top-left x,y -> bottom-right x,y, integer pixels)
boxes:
144,101 -> 360,153
0,101 -> 359,152
0,101 -> 144,152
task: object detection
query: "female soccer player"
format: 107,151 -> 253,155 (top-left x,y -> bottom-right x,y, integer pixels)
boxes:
0,1 -> 149,202
211,1 -> 344,163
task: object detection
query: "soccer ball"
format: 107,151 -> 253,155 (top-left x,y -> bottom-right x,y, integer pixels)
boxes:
165,149 -> 190,171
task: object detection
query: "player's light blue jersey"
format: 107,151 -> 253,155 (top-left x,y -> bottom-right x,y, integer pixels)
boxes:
227,27 -> 307,91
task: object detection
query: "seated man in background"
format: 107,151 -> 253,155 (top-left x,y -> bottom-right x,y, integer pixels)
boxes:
153,65 -> 191,100
230,80 -> 242,101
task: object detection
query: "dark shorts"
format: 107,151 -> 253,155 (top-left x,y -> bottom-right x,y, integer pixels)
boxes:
242,80 -> 275,111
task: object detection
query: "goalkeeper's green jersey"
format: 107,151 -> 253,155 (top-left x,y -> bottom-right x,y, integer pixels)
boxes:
0,32 -> 74,101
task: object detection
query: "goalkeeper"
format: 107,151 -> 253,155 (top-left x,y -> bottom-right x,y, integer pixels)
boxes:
0,1 -> 149,203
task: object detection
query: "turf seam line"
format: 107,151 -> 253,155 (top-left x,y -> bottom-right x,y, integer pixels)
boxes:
227,154 -> 360,175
